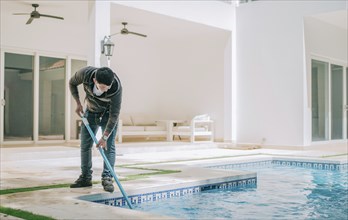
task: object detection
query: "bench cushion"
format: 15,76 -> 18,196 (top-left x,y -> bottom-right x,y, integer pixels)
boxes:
122,126 -> 145,132
172,126 -> 206,132
132,115 -> 157,126
144,126 -> 166,131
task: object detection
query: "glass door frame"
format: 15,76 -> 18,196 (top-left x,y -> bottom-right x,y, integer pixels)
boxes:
344,66 -> 347,140
0,48 -> 87,145
0,48 -> 36,145
311,55 -> 348,143
37,54 -> 67,143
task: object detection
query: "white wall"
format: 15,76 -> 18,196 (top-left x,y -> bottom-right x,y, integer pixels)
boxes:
113,37 -> 162,114
0,1 -> 89,57
304,16 -> 347,62
157,37 -> 226,137
112,24 -> 229,140
110,1 -> 233,140
236,1 -> 346,146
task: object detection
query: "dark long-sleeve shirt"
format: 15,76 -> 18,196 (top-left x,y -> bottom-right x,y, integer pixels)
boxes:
69,66 -> 122,136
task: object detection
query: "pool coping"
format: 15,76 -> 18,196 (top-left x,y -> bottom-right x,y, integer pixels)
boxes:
80,155 -> 347,208
78,166 -> 257,206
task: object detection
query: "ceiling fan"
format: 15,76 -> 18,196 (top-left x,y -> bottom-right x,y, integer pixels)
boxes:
111,22 -> 147,38
13,3 -> 64,25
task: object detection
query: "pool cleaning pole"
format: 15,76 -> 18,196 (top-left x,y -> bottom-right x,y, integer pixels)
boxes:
81,116 -> 134,209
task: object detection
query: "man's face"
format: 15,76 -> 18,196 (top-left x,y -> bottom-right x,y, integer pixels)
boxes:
93,78 -> 111,92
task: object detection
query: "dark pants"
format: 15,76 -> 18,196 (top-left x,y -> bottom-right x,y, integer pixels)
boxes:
80,110 -> 117,179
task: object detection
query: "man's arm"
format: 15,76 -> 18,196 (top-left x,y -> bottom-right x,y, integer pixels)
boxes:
96,87 -> 122,149
69,67 -> 87,116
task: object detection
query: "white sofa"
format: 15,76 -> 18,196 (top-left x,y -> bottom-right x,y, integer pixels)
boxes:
170,114 -> 214,142
117,113 -> 214,143
117,114 -> 168,143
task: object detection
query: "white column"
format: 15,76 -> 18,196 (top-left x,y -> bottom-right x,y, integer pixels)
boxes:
223,6 -> 235,143
343,67 -> 347,140
33,53 -> 39,142
224,35 -> 233,143
303,29 -> 311,146
231,6 -> 237,144
88,1 -> 111,67
65,58 -> 71,141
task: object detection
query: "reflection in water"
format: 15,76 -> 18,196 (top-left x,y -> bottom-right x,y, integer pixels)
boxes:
135,165 -> 348,220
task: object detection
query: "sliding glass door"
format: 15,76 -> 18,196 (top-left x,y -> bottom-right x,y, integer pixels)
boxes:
4,53 -> 34,141
330,64 -> 343,140
312,59 -> 347,141
39,56 -> 66,141
312,60 -> 329,141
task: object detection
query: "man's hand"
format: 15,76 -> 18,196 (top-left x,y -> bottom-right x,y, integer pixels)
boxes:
76,103 -> 84,117
96,138 -> 107,150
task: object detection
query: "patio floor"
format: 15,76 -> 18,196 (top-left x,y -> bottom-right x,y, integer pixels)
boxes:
0,141 -> 347,219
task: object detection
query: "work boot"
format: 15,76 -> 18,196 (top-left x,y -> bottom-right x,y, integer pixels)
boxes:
102,176 -> 114,193
70,175 -> 92,188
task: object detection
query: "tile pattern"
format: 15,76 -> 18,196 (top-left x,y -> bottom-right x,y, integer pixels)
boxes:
93,177 -> 256,207
209,160 -> 348,171
272,160 -> 348,170
93,159 -> 347,207
210,160 -> 272,169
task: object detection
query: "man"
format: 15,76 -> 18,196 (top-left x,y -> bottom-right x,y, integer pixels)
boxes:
69,66 -> 122,192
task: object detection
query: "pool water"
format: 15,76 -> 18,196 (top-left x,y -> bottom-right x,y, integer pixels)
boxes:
134,165 -> 348,219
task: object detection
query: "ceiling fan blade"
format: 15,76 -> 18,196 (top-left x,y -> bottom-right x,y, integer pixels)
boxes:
26,17 -> 34,25
128,31 -> 147,38
109,32 -> 121,37
13,13 -> 30,15
40,14 -> 64,20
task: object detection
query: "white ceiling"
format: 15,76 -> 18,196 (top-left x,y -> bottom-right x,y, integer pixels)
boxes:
311,10 -> 347,30
2,1 -> 88,26
109,3 -> 230,42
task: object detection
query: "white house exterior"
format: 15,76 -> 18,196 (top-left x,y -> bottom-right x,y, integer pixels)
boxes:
0,0 -> 347,148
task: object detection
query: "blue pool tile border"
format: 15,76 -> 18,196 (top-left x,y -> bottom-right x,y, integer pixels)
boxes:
93,177 -> 256,207
272,160 -> 347,170
209,159 -> 348,171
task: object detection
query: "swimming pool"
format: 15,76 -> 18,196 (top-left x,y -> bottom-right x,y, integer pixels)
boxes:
133,161 -> 348,219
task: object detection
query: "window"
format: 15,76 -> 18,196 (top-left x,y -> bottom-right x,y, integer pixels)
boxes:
312,59 -> 347,141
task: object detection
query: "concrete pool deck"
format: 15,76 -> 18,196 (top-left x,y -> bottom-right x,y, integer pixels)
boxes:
0,141 -> 347,219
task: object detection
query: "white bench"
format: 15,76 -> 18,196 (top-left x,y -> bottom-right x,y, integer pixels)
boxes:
170,114 -> 214,142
